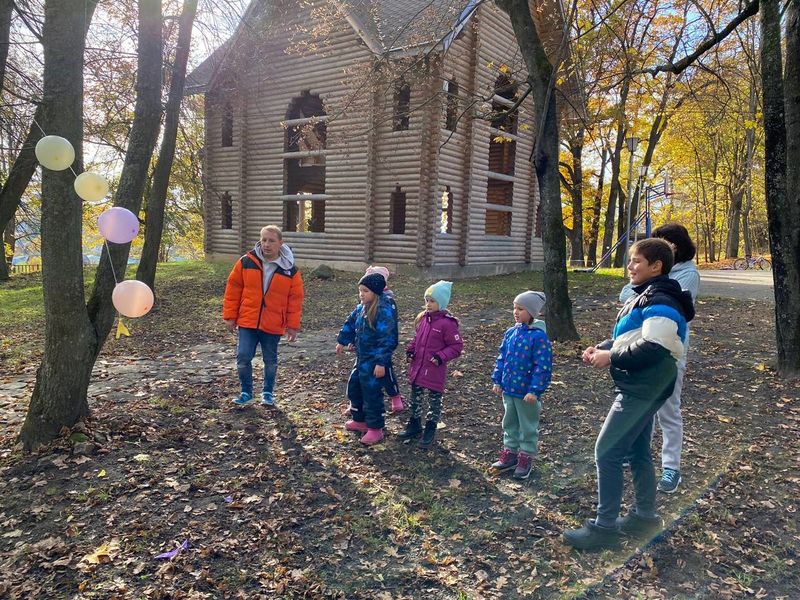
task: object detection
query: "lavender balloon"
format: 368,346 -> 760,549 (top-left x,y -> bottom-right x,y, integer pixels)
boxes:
98,207 -> 139,244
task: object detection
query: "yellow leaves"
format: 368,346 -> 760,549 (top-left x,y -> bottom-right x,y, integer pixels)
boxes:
97,469 -> 107,478
498,63 -> 510,74
492,134 -> 514,144
716,415 -> 733,423
79,539 -> 121,569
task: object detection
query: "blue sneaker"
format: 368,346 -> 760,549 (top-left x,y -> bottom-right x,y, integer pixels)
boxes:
261,391 -> 275,406
658,468 -> 682,493
232,392 -> 253,406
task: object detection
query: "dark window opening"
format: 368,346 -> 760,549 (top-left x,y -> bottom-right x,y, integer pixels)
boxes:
487,180 -> 513,206
390,186 -> 407,234
221,191 -> 233,229
221,102 -> 234,147
284,197 -> 325,233
490,74 -> 518,134
489,138 -> 516,175
441,186 -> 453,234
445,80 -> 459,131
393,81 -> 410,131
485,209 -> 512,236
284,91 -> 327,232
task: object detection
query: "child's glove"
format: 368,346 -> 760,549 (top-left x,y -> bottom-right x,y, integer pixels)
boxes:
430,354 -> 443,365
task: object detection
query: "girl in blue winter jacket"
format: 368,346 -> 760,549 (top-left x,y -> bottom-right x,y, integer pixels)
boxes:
336,272 -> 398,445
491,291 -> 553,479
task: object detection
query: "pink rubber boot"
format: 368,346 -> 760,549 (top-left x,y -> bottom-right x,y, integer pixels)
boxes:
345,420 -> 368,433
389,395 -> 405,414
360,428 -> 384,445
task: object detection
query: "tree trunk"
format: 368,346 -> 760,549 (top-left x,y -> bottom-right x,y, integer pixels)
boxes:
586,146 -> 607,266
0,0 -> 13,93
18,0 -> 99,450
770,0 -> 800,374
19,0 -> 161,451
136,0 -> 198,290
601,82 -> 629,267
568,127 -> 585,266
3,217 -> 13,273
86,0 -> 162,347
496,0 -> 578,340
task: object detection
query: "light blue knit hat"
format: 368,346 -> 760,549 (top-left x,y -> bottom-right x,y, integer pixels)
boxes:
425,280 -> 452,310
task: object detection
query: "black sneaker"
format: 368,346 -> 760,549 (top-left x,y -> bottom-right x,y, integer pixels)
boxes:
657,468 -> 681,493
563,519 -> 621,551
397,417 -> 422,441
616,511 -> 663,538
491,448 -> 518,472
418,420 -> 437,448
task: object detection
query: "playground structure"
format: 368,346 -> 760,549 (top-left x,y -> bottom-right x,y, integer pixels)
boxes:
576,179 -> 671,273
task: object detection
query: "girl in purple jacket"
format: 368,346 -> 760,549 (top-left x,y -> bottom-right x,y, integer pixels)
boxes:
398,281 -> 464,448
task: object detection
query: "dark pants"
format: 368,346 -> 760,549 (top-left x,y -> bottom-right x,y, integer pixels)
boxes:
236,327 -> 280,396
409,385 -> 443,423
594,385 -> 674,527
347,361 -> 385,429
381,362 -> 400,397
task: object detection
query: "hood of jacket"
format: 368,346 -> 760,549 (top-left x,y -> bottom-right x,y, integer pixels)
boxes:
253,242 -> 295,270
632,275 -> 695,322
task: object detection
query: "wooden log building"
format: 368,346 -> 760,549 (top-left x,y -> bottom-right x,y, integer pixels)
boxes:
188,0 -> 545,277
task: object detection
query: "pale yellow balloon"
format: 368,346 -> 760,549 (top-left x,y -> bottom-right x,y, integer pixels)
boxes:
74,172 -> 109,202
112,280 -> 154,318
35,135 -> 75,171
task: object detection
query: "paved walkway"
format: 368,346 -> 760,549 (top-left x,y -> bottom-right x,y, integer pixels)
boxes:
698,269 -> 774,302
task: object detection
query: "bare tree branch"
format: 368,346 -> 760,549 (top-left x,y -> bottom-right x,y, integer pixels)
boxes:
644,0 -> 760,77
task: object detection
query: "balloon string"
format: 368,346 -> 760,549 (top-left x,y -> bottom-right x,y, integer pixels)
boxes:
32,117 -> 79,178
104,239 -> 119,285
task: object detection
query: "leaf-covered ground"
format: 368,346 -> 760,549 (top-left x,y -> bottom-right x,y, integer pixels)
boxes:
0,263 -> 798,599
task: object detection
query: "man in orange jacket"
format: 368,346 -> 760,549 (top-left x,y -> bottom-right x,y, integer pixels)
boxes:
223,225 -> 304,406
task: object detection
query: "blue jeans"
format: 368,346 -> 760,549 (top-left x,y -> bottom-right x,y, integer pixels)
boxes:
236,327 -> 280,396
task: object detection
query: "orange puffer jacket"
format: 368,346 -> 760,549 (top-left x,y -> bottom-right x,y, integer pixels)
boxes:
223,251 -> 304,334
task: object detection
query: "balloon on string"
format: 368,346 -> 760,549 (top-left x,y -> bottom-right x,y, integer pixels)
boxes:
98,207 -> 139,244
35,135 -> 76,171
74,172 -> 109,202
112,280 -> 154,318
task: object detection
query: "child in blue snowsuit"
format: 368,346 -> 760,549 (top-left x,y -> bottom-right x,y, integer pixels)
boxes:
336,272 -> 398,445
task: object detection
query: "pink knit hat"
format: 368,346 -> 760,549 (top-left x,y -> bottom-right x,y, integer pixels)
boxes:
365,265 -> 390,281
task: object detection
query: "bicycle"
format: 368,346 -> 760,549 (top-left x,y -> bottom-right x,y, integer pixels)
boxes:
733,254 -> 772,271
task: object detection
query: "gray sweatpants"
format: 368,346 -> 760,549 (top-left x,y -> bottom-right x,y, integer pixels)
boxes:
656,360 -> 686,471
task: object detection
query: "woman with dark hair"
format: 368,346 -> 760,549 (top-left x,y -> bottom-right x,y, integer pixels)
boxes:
619,223 -> 700,494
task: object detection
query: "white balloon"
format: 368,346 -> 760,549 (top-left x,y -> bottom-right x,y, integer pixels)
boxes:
35,135 -> 75,171
74,172 -> 109,202
112,280 -> 154,318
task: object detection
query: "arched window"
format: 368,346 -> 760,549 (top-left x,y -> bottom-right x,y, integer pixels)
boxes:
221,102 -> 233,147
441,186 -> 453,234
284,91 -> 327,232
485,74 -> 518,236
390,186 -> 407,234
220,191 -> 233,229
444,80 -> 459,131
393,80 -> 410,131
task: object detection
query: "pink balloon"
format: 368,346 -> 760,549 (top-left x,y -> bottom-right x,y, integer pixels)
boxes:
112,280 -> 154,318
98,207 -> 139,244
